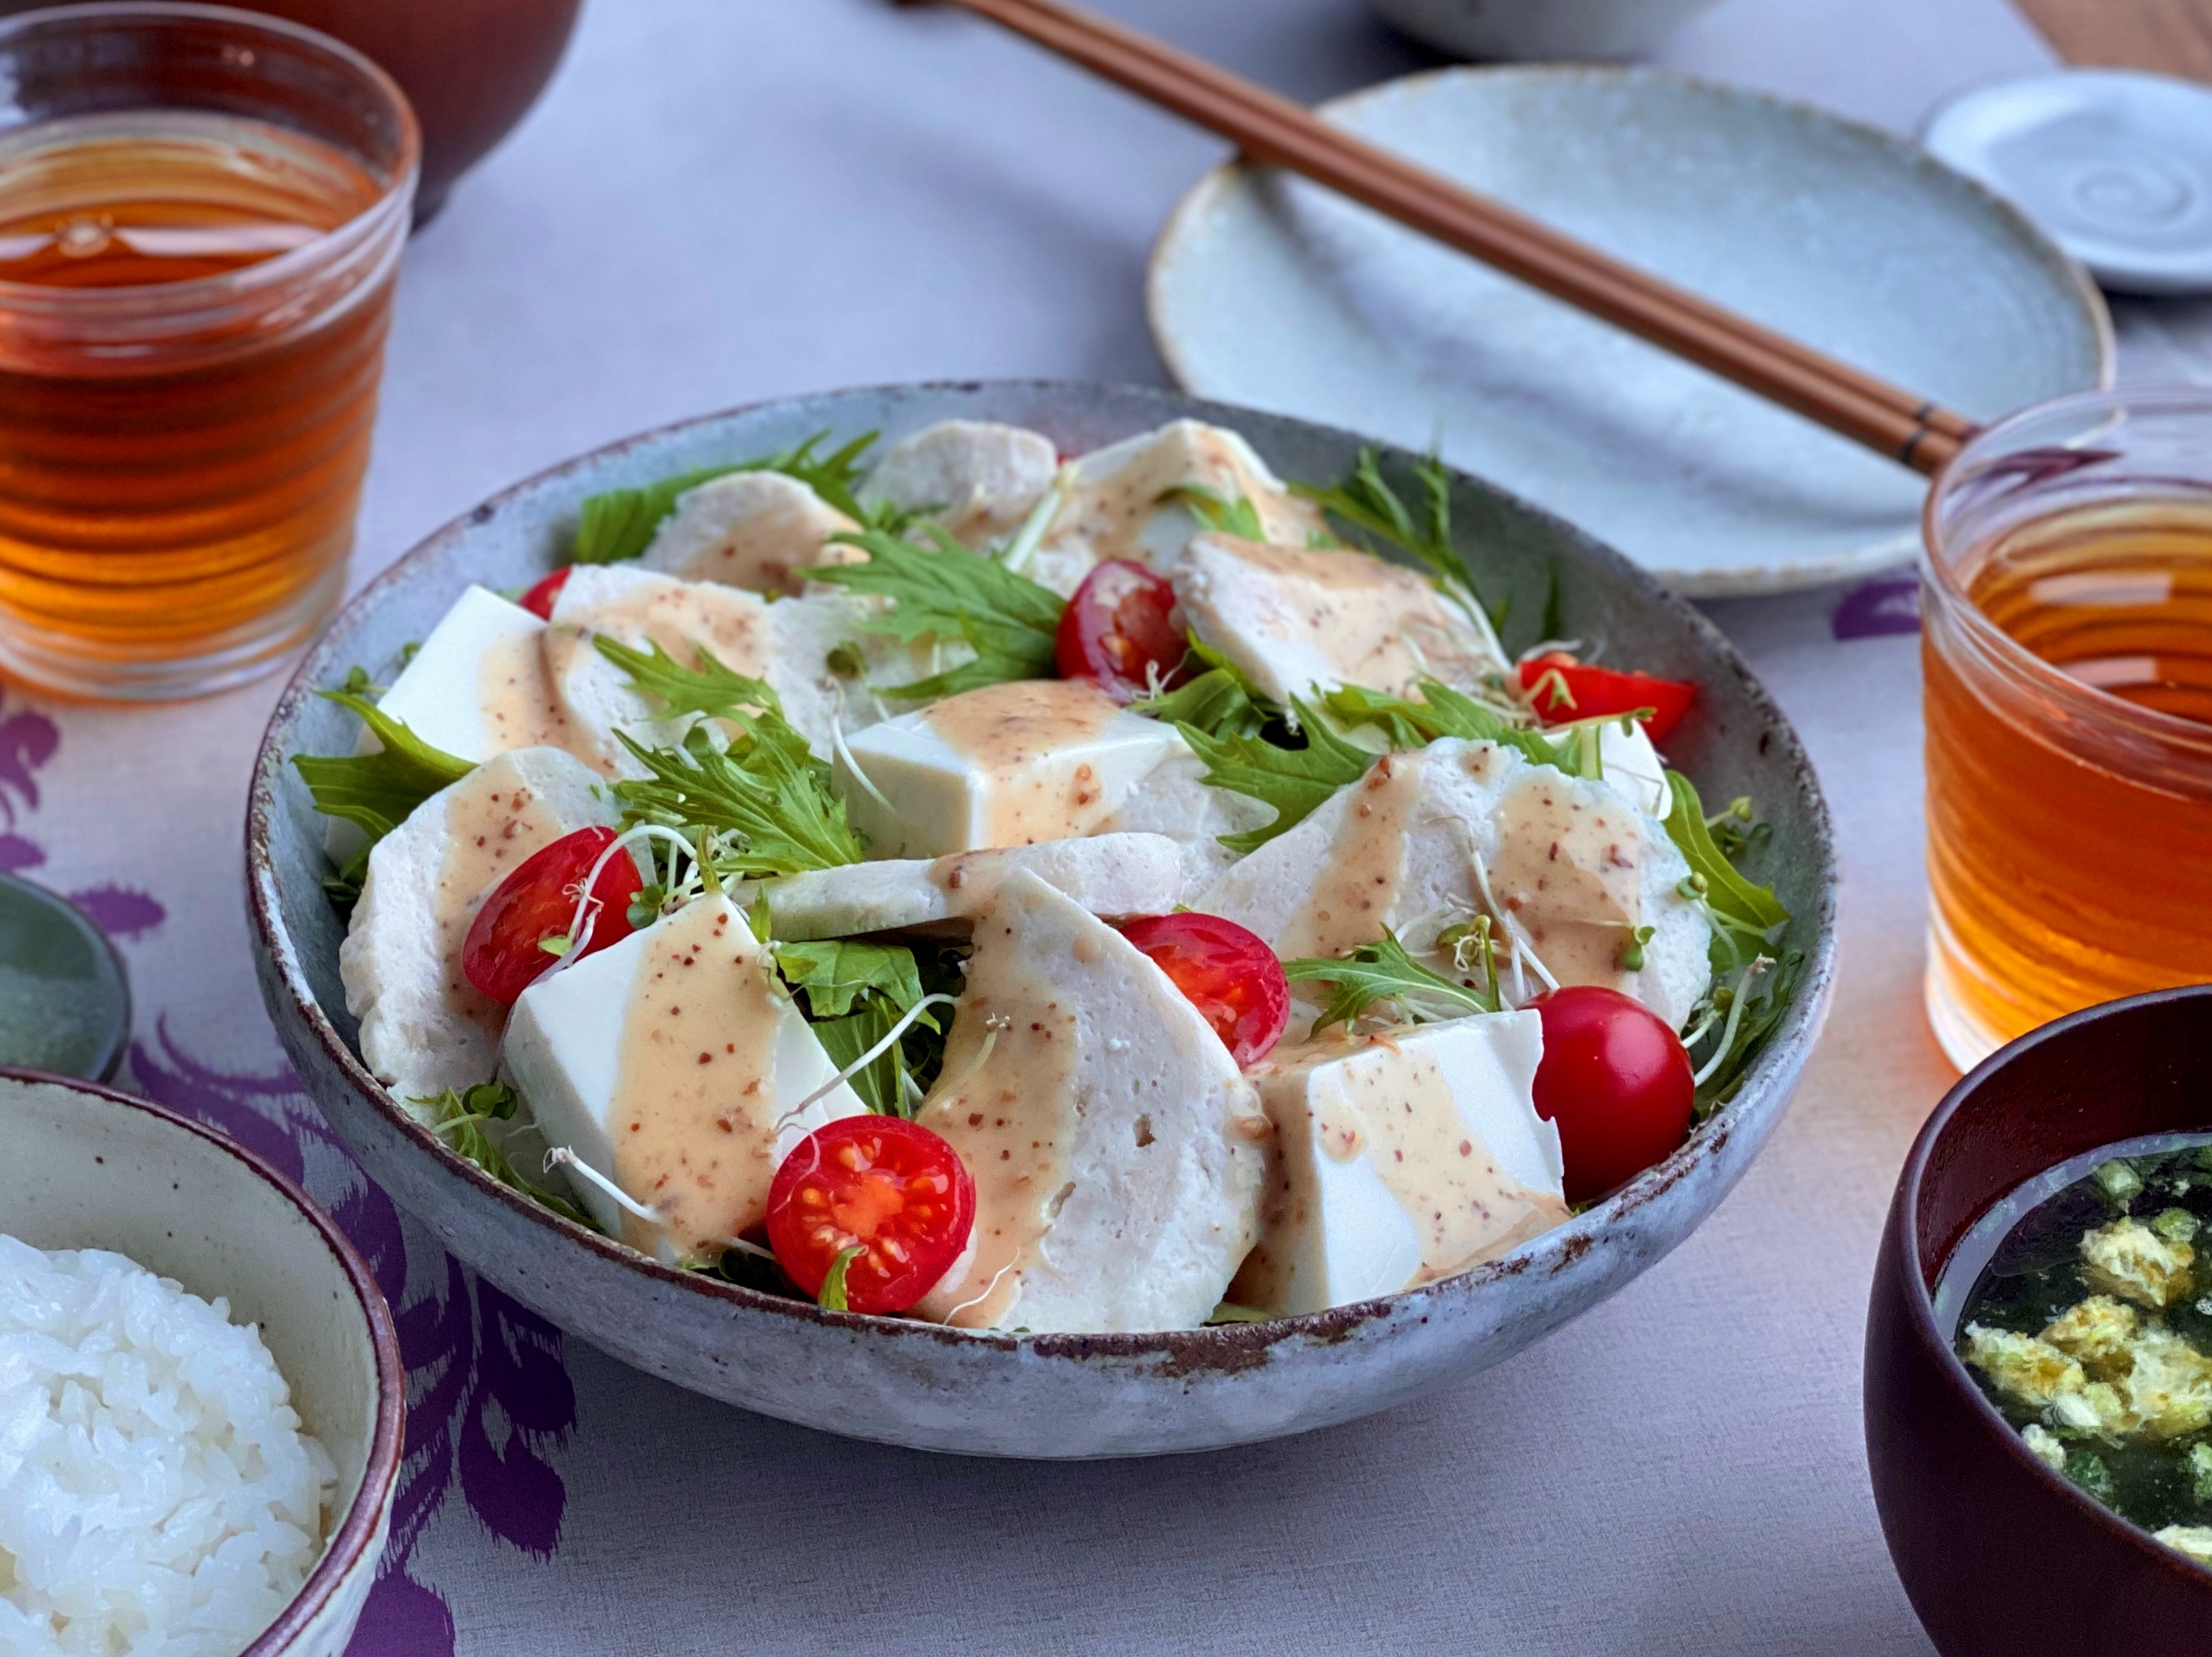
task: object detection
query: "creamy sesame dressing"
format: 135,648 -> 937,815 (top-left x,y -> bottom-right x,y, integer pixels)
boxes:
922,679 -> 1129,846
1193,535 -> 1494,697
476,630 -> 595,764
1044,424 -> 1322,567
657,473 -> 860,593
609,898 -> 795,1258
556,578 -> 773,677
912,915 -> 1081,1329
1278,755 -> 1420,959
1488,772 -> 1646,989
430,777 -> 577,1035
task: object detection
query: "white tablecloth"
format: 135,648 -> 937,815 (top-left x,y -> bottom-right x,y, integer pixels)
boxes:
24,2 -> 2212,1651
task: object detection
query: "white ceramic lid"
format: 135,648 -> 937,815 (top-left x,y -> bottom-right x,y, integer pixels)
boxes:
1924,69 -> 2212,297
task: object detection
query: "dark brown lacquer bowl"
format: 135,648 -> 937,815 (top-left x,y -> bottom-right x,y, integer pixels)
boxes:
0,0 -> 583,219
1865,986 -> 2212,1654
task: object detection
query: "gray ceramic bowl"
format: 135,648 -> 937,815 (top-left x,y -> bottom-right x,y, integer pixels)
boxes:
0,1070 -> 403,1655
246,382 -> 1836,1458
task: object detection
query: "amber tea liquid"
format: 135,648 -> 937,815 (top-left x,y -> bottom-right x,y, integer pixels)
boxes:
0,110 -> 399,695
1924,495 -> 2212,1062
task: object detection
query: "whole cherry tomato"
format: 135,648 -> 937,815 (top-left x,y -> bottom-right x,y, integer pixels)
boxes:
460,827 -> 642,1005
1528,985 -> 1695,1204
1054,559 -> 1189,703
1517,652 -> 1696,743
1117,912 -> 1290,1067
516,567 -> 572,621
766,1116 -> 976,1314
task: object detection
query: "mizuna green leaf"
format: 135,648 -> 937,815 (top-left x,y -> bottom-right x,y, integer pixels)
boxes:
1132,637 -> 1275,740
1661,771 -> 1790,936
1281,931 -> 1494,1037
1316,678 -> 1562,768
1175,697 -> 1374,853
773,939 -> 931,1022
592,635 -> 782,723
292,690 -> 473,845
1160,483 -> 1266,541
613,723 -> 864,877
414,1081 -> 594,1228
1293,447 -> 1498,627
812,525 -> 1065,698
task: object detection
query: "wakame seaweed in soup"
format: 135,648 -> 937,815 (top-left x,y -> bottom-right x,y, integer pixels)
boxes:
1940,1132 -> 2212,1570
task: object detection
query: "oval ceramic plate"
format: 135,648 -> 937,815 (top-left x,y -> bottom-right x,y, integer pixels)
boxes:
248,381 -> 1838,1458
1149,67 -> 2114,596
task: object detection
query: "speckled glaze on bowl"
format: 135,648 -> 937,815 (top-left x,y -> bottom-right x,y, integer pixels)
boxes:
0,1070 -> 403,1654
247,381 -> 1836,1459
1865,987 -> 2212,1652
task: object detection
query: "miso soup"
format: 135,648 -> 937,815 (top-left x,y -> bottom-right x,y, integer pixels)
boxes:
1940,1132 -> 2212,1568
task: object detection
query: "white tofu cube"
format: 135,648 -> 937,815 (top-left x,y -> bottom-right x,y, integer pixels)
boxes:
503,892 -> 869,1261
1170,532 -> 1507,705
638,469 -> 864,595
912,872 -> 1268,1333
374,584 -> 547,764
833,679 -> 1188,859
1233,1014 -> 1570,1316
753,831 -> 1195,941
339,747 -> 616,1106
864,420 -> 1057,548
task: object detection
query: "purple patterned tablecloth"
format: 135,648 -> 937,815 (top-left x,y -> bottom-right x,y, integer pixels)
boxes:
20,0 -> 2211,1651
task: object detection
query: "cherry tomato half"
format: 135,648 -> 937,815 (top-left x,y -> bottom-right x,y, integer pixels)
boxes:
1118,912 -> 1290,1067
1517,652 -> 1696,743
516,567 -> 572,621
1055,559 -> 1189,703
1528,985 -> 1694,1204
766,1116 -> 976,1314
461,827 -> 643,1006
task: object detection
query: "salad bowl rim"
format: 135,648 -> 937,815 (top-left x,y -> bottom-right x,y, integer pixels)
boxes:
246,376 -> 1840,1365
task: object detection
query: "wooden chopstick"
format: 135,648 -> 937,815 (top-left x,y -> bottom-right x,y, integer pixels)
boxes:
901,0 -> 1978,476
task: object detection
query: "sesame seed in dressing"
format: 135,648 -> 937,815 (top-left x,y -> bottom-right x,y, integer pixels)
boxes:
608,898 -> 821,1259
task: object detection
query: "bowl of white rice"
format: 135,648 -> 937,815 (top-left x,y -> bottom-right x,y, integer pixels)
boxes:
0,1070 -> 403,1656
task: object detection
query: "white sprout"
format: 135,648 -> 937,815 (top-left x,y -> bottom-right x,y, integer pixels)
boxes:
1000,463 -> 1073,577
1516,637 -> 1586,665
544,1147 -> 661,1223
1459,830 -> 1559,996
929,1013 -> 1009,1104
774,993 -> 961,1129
1437,581 -> 1510,674
829,711 -> 899,819
944,1259 -> 1017,1324
540,824 -> 704,983
1692,957 -> 1774,1088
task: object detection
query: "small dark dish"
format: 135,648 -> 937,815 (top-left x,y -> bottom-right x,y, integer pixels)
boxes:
1866,985 -> 2212,1653
0,0 -> 584,219
0,869 -> 129,1080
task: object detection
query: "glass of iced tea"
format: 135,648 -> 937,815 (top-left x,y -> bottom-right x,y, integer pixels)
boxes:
0,2 -> 418,699
1922,386 -> 2212,1069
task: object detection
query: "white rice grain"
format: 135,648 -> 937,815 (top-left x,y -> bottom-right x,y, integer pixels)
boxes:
0,1234 -> 335,1656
